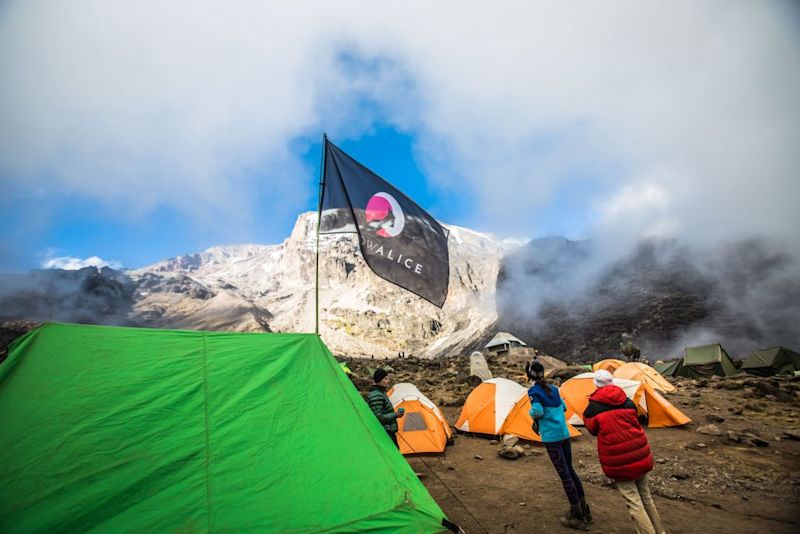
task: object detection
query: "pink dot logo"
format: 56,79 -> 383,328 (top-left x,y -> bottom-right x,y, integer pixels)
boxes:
365,192 -> 405,238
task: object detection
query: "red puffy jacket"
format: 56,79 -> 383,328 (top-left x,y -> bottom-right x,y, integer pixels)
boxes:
583,385 -> 653,481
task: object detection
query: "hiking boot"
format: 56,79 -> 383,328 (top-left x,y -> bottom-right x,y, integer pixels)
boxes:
580,497 -> 592,523
560,504 -> 589,531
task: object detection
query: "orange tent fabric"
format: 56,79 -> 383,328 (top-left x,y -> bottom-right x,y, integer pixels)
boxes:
561,372 -> 690,428
455,378 -> 580,442
614,362 -> 677,393
592,359 -> 626,373
388,383 -> 452,455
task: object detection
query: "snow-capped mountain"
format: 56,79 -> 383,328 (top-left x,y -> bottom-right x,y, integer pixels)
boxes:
131,212 -> 519,358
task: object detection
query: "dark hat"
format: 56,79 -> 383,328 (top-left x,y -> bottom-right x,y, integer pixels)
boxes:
526,360 -> 545,380
373,368 -> 388,383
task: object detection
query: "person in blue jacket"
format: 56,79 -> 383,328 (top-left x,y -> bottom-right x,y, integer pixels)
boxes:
527,360 -> 591,530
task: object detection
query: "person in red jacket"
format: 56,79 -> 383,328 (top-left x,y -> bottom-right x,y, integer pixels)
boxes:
583,370 -> 666,534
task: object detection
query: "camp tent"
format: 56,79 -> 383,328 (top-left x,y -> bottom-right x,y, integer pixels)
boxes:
614,362 -> 676,393
741,346 -> 800,376
653,360 -> 681,377
389,383 -> 453,455
560,372 -> 690,428
455,377 -> 581,442
592,358 -> 626,373
0,323 -> 455,533
677,343 -> 738,378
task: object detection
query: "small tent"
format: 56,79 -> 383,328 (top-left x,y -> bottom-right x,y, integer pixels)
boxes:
741,346 -> 800,376
653,359 -> 681,377
614,362 -> 677,393
592,358 -> 626,373
560,372 -> 690,428
389,383 -> 453,455
484,332 -> 527,354
678,343 -> 738,378
455,377 -> 580,442
0,323 -> 455,533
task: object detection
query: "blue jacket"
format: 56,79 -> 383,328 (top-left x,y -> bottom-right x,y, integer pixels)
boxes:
528,383 -> 571,443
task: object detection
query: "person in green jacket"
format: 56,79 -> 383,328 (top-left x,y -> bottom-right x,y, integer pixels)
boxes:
367,368 -> 404,447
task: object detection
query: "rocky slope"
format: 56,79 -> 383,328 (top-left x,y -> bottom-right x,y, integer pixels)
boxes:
496,237 -> 800,361
133,212 -> 514,358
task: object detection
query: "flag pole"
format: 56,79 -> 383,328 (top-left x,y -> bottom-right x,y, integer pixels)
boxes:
315,134 -> 327,335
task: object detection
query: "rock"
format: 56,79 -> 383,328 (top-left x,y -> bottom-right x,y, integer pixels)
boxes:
489,440 -> 499,445
656,458 -> 667,464
726,431 -> 742,443
502,435 -> 520,447
744,402 -> 764,412
512,445 -> 525,454
474,454 -> 483,460
523,443 -> 531,449
697,424 -> 722,436
748,437 -> 770,447
705,414 -> 725,423
783,430 -> 800,441
696,442 -> 707,448
671,465 -> 691,480
690,392 -> 702,398
498,447 -> 521,459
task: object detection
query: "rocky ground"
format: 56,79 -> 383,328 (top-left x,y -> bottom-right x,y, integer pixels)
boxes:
347,355 -> 800,533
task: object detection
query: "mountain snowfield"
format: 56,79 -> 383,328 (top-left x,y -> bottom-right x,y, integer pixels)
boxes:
132,212 -> 521,358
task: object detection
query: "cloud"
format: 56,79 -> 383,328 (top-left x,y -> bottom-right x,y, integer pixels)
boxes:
40,253 -> 122,271
1,1 -> 798,250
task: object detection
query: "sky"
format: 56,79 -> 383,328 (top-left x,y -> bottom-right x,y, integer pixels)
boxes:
1,1 -> 799,272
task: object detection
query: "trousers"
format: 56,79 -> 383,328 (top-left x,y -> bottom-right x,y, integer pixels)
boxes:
615,474 -> 666,534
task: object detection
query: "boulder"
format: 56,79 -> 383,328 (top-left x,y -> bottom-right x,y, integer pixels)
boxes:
697,424 -> 722,437
502,435 -> 520,447
498,447 -> 521,460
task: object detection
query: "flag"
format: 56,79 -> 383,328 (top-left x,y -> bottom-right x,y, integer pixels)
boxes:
319,137 -> 449,308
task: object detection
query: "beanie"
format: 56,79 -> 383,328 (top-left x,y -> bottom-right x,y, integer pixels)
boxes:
526,360 -> 545,380
593,369 -> 614,388
373,368 -> 388,383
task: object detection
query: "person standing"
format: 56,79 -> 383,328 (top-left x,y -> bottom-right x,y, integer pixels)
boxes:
583,370 -> 666,534
526,360 -> 591,531
367,368 -> 404,447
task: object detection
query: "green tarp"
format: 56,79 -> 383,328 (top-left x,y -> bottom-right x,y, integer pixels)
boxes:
678,343 -> 738,378
0,323 -> 448,533
653,359 -> 681,377
741,346 -> 800,376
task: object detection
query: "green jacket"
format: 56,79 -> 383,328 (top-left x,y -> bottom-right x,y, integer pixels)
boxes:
367,385 -> 398,434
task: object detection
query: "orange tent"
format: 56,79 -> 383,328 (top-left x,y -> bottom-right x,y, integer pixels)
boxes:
592,359 -> 626,373
388,383 -> 452,455
614,362 -> 676,393
455,378 -> 580,442
561,372 -> 690,428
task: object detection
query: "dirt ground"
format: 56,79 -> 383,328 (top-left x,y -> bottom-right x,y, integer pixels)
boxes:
349,356 -> 800,533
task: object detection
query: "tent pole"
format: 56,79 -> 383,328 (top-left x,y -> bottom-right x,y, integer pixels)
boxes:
315,134 -> 327,335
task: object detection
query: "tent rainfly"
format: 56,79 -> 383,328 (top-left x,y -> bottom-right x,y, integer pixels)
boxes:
0,323 -> 457,533
455,378 -> 581,442
592,358 -> 626,374
741,346 -> 800,376
560,372 -> 690,428
613,362 -> 677,393
389,383 -> 453,455
676,343 -> 738,378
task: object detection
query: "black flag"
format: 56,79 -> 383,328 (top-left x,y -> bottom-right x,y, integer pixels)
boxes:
319,137 -> 449,307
